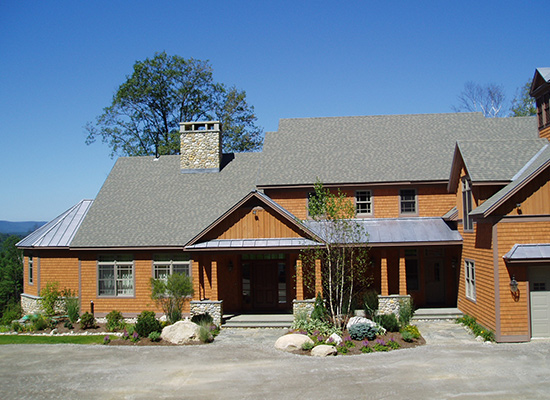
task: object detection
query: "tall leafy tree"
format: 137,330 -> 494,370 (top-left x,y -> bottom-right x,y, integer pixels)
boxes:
509,80 -> 536,117
0,235 -> 23,315
86,52 -> 263,157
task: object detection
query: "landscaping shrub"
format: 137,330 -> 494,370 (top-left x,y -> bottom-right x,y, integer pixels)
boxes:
80,311 -> 97,329
301,341 -> 314,351
64,320 -> 73,330
0,301 -> 22,325
348,323 -> 377,341
373,339 -> 390,352
398,298 -> 415,327
310,293 -> 328,321
135,311 -> 161,337
150,273 -> 193,324
40,282 -> 61,316
11,321 -> 23,332
363,289 -> 379,319
457,314 -> 495,342
400,324 -> 421,341
148,331 -> 161,342
377,313 -> 400,332
106,310 -> 125,331
63,289 -> 80,324
191,313 -> 213,325
291,314 -> 342,337
198,321 -> 214,343
30,314 -> 49,331
388,338 -> 400,349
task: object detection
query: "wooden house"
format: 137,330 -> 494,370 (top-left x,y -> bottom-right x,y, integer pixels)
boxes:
17,69 -> 550,341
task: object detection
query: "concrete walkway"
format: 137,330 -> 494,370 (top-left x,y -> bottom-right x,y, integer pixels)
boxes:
1,321 -> 549,399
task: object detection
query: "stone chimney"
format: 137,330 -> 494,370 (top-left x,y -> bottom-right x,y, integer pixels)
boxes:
179,121 -> 222,173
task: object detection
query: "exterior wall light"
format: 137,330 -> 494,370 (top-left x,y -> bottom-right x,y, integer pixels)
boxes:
510,275 -> 519,293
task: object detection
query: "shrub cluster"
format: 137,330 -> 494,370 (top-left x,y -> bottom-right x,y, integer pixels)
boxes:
457,314 -> 495,342
134,311 -> 161,337
80,312 -> 97,329
291,312 -> 342,337
348,323 -> 377,341
377,313 -> 400,332
106,310 -> 126,332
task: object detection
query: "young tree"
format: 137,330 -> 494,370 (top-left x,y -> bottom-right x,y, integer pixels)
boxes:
150,273 -> 193,323
86,52 -> 263,158
301,181 -> 371,328
452,81 -> 506,118
0,235 -> 23,316
509,79 -> 536,117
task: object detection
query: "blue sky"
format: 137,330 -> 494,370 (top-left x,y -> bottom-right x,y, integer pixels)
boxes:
1,1 -> 548,221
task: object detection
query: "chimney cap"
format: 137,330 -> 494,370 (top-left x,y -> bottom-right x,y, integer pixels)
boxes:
179,121 -> 221,133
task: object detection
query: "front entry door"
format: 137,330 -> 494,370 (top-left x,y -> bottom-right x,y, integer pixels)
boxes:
252,261 -> 278,310
425,258 -> 446,305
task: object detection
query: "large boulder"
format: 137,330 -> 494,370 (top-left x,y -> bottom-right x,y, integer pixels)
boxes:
328,333 -> 342,345
161,320 -> 201,344
311,344 -> 337,357
346,316 -> 386,334
275,334 -> 314,352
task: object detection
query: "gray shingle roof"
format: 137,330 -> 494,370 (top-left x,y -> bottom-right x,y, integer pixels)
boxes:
71,153 -> 261,248
258,113 -> 537,187
457,139 -> 548,182
17,200 -> 93,248
536,68 -> 550,83
303,217 -> 462,246
471,144 -> 550,217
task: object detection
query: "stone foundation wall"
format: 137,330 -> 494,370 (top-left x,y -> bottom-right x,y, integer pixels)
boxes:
378,295 -> 411,316
292,299 -> 316,321
21,294 -> 67,315
190,300 -> 223,326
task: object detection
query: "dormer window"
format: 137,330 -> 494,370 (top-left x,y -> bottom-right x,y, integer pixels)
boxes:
462,177 -> 473,231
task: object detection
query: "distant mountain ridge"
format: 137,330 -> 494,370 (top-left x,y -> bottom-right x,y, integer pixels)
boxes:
0,221 -> 47,235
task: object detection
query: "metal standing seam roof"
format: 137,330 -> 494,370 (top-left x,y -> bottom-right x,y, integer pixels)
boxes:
303,217 -> 462,246
186,238 -> 323,250
258,113 -> 537,187
17,200 -> 93,248
503,244 -> 550,262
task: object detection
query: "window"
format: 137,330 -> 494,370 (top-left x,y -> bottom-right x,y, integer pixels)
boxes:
98,255 -> 134,297
465,260 -> 476,301
28,256 -> 33,285
355,190 -> 372,215
462,177 -> 473,231
153,254 -> 190,281
399,189 -> 417,214
405,249 -> 419,291
278,262 -> 287,304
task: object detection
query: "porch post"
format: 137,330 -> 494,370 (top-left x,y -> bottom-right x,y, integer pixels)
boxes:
381,250 -> 389,296
314,259 -> 322,296
296,259 -> 304,300
210,261 -> 218,301
192,260 -> 201,300
399,249 -> 407,295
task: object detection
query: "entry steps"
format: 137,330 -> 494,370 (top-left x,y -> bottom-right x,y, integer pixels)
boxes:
412,307 -> 463,321
222,313 -> 293,328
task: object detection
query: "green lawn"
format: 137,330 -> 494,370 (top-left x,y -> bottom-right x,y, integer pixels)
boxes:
0,335 -> 105,345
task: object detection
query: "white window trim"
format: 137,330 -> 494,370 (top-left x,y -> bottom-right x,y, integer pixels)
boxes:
465,259 -> 476,302
28,256 -> 33,285
97,255 -> 135,297
355,190 -> 373,216
462,177 -> 473,231
399,188 -> 417,215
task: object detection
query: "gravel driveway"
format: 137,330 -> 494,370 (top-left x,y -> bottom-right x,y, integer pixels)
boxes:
0,321 -> 549,399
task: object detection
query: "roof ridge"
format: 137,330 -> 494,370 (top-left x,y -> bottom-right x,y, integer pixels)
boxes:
278,112 -> 484,123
